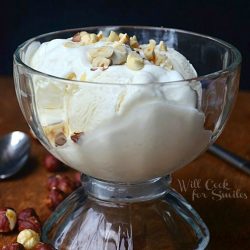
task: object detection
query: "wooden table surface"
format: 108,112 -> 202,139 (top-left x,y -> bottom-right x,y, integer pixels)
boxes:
0,77 -> 249,250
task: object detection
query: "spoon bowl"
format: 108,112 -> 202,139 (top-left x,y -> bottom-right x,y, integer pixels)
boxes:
0,131 -> 30,179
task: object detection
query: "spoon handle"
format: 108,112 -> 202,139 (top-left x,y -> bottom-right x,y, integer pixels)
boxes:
208,144 -> 250,175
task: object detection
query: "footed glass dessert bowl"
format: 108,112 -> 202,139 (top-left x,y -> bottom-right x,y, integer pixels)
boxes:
13,26 -> 241,249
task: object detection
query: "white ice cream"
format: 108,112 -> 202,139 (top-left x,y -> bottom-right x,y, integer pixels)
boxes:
28,32 -> 211,182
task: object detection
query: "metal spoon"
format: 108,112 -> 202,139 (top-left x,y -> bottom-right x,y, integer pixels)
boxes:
0,131 -> 31,179
208,144 -> 250,175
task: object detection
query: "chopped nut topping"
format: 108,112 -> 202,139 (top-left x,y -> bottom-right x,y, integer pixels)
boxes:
111,44 -> 127,65
72,32 -> 81,42
155,53 -> 167,66
159,41 -> 167,51
65,72 -> 77,80
71,132 -> 84,143
89,33 -> 98,43
88,46 -> 114,60
143,43 -> 155,61
119,33 -> 129,44
43,123 -> 69,147
130,35 -> 139,48
149,39 -> 156,47
70,30 -> 173,73
97,31 -> 103,41
79,31 -> 91,44
92,57 -> 111,69
55,132 -> 67,146
126,51 -> 144,70
108,31 -> 119,42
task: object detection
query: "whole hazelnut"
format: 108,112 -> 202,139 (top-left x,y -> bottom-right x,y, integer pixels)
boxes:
0,208 -> 17,233
1,242 -> 25,250
44,154 -> 63,172
17,208 -> 38,221
17,208 -> 41,233
32,242 -> 55,250
45,189 -> 66,210
17,229 -> 40,249
47,175 -> 76,195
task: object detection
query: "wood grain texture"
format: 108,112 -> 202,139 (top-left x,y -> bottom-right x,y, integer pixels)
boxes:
0,77 -> 249,249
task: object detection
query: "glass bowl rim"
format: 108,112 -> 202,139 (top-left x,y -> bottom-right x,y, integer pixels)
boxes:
13,25 -> 242,86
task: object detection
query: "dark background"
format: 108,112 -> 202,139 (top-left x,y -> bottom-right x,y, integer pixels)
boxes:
1,0 -> 249,89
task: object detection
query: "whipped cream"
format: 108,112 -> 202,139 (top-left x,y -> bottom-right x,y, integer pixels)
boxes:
28,31 -> 211,182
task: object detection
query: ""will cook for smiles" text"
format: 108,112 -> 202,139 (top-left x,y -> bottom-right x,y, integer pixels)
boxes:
177,178 -> 248,201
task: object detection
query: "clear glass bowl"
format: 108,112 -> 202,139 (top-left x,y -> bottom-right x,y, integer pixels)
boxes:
13,26 -> 241,250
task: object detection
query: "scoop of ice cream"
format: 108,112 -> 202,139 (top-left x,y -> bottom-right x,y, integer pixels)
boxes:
29,31 -> 198,133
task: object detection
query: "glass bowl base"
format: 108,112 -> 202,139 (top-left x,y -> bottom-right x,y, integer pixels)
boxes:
42,176 -> 209,250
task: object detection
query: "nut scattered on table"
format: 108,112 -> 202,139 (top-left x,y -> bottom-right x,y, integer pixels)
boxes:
32,242 -> 55,250
0,208 -> 17,233
45,189 -> 66,211
47,175 -> 76,195
1,242 -> 25,250
17,229 -> 40,250
46,174 -> 78,210
17,208 -> 41,233
44,154 -> 63,172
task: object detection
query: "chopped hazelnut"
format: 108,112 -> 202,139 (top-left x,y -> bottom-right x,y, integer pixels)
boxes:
118,33 -> 129,44
96,31 -> 103,41
130,35 -> 139,48
155,53 -> 167,66
159,41 -> 167,51
1,242 -> 25,250
0,208 -> 17,233
143,44 -> 155,61
17,229 -> 40,249
126,52 -> 144,71
88,46 -> 114,60
108,31 -> 119,42
65,72 -> 77,80
72,32 -> 81,42
111,44 -> 127,65
91,57 -> 111,69
43,122 -> 69,147
17,208 -> 41,233
70,132 -> 84,143
54,132 -> 67,147
89,34 -> 98,43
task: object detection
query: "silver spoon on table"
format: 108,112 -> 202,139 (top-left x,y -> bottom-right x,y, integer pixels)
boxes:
208,144 -> 250,175
0,131 -> 31,179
